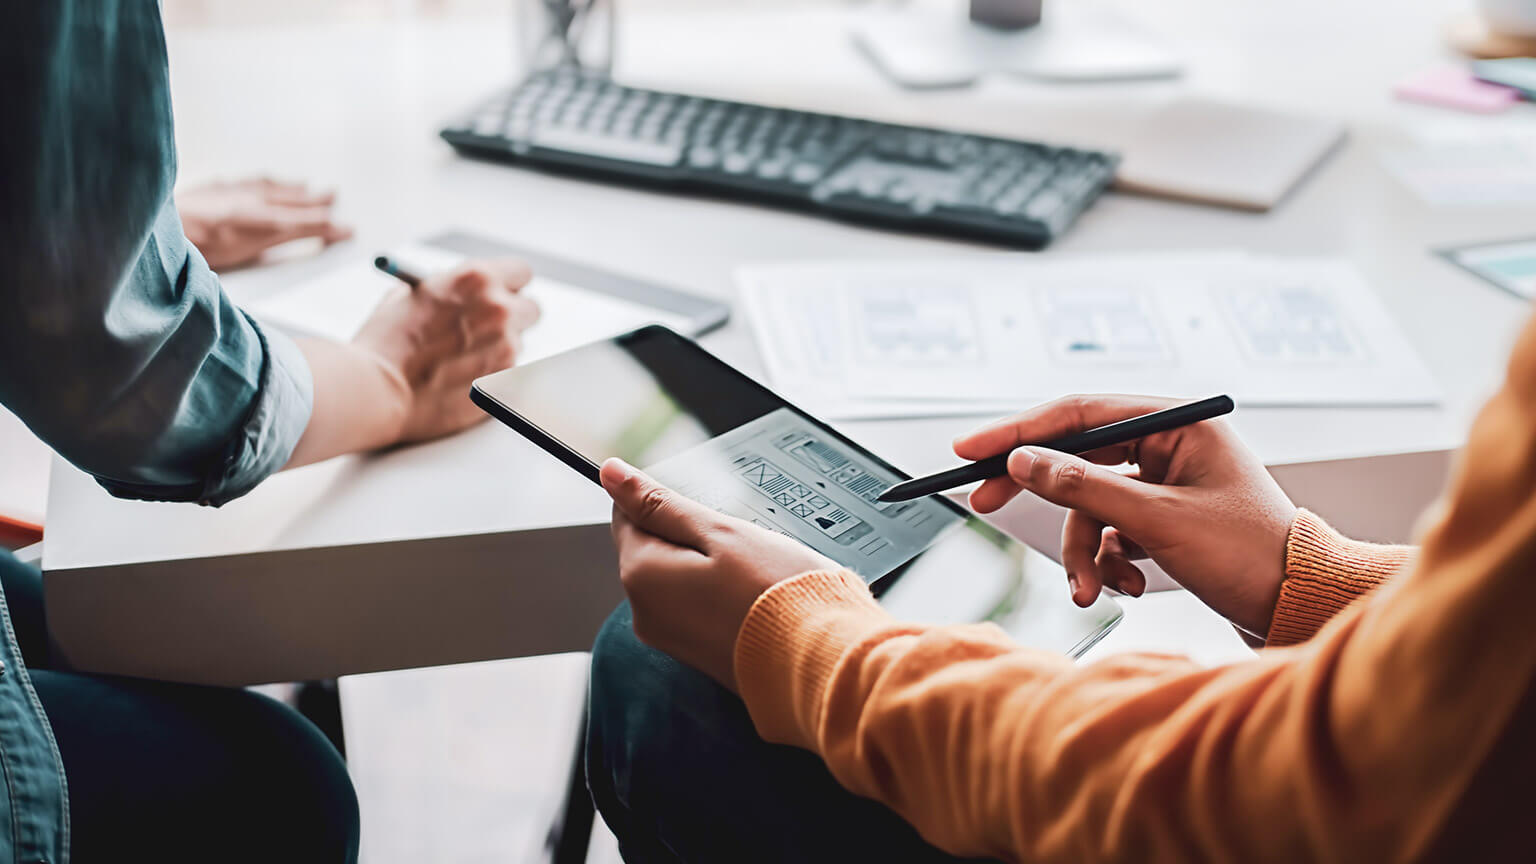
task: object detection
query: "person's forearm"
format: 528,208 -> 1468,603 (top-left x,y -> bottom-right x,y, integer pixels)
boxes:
735,561 -> 1527,862
286,338 -> 409,469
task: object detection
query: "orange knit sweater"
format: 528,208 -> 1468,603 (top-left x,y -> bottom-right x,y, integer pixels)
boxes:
733,319 -> 1536,861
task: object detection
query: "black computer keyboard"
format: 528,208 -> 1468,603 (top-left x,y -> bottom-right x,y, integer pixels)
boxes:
441,70 -> 1118,249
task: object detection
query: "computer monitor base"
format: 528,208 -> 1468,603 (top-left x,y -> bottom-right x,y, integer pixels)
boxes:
850,1 -> 1182,89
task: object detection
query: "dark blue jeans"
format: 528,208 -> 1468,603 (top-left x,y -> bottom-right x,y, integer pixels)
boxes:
586,603 -> 985,864
0,549 -> 359,863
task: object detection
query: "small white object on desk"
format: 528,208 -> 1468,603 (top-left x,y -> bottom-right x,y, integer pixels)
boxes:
849,0 -> 1181,89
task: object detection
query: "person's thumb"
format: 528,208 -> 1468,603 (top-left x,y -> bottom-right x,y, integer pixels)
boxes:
600,458 -> 716,550
1007,446 -> 1160,532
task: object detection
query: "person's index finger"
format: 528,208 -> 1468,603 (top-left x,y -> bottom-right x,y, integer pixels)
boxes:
490,258 -> 534,291
1006,446 -> 1160,531
237,206 -> 338,236
442,260 -> 534,300
953,394 -> 1183,461
506,293 -> 542,330
599,458 -> 716,550
264,186 -> 337,207
256,176 -> 305,192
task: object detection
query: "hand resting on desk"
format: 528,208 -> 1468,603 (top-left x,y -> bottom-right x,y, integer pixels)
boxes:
955,394 -> 1297,639
178,177 -> 353,270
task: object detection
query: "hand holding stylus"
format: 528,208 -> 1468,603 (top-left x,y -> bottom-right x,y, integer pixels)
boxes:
355,258 -> 540,441
286,258 -> 543,469
880,396 -> 1235,502
951,395 -> 1297,638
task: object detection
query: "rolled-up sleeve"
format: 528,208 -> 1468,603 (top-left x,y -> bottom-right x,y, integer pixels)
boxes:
0,0 -> 313,506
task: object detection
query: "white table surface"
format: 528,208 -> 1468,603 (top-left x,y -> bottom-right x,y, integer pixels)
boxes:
33,0 -> 1536,663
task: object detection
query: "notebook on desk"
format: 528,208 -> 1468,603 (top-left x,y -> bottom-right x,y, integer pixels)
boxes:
249,230 -> 730,360
1113,98 -> 1346,211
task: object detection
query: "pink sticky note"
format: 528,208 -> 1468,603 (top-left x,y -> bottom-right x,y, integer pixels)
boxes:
1395,65 -> 1521,114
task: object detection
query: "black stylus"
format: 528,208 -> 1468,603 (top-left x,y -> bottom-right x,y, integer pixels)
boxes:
877,395 -> 1235,503
373,255 -> 423,290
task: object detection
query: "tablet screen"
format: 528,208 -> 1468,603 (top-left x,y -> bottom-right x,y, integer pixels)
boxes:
474,326 -> 1121,654
478,326 -> 966,578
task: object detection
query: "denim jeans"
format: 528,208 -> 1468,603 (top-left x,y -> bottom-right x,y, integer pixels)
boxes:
586,602 -> 988,864
0,549 -> 359,863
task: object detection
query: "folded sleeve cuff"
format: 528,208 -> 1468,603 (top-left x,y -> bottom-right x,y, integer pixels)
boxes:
734,569 -> 894,750
197,316 -> 314,506
1266,509 -> 1414,647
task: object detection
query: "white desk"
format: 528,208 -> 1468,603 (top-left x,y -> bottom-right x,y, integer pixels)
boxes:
40,0 -> 1536,684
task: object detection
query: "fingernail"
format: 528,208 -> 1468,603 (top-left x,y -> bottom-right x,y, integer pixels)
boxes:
1067,573 -> 1080,594
1008,447 -> 1038,480
600,458 -> 635,485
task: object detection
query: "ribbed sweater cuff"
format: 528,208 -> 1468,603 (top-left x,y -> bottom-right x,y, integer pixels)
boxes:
734,569 -> 891,750
1267,509 -> 1413,647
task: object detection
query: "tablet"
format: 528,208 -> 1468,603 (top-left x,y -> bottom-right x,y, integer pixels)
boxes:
472,325 -> 1121,657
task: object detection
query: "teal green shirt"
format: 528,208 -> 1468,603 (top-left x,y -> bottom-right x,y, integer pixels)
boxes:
0,0 -> 314,507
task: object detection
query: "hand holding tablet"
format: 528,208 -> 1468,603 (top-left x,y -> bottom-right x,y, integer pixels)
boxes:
599,457 -> 836,691
471,325 -> 1124,656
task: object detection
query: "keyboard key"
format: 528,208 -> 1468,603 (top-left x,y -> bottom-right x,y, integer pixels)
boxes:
529,126 -> 684,167
1024,191 -> 1064,220
789,162 -> 824,184
756,161 -> 788,181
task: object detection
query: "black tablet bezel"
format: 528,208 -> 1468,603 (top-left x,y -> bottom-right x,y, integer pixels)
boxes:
470,324 -> 971,523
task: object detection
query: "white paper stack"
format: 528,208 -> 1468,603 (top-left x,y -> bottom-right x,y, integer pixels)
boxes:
738,252 -> 1440,421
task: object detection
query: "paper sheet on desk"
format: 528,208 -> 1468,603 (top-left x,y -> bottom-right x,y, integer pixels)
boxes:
249,243 -> 689,363
739,253 -> 1440,418
1382,133 -> 1536,206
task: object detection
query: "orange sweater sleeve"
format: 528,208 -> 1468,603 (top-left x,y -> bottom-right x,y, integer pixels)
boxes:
734,316 -> 1536,862
1265,509 -> 1414,646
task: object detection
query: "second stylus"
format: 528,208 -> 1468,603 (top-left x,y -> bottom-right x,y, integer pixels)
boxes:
877,395 -> 1236,503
